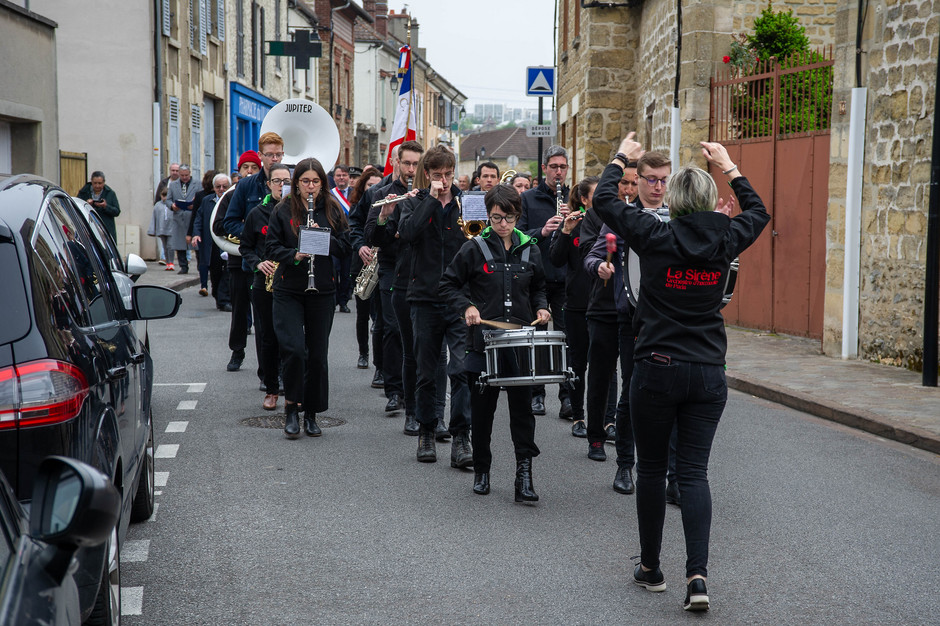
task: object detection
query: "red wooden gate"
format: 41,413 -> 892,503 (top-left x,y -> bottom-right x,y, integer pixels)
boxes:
709,49 -> 833,339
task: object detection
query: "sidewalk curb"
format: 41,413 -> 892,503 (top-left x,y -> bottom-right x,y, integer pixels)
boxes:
727,373 -> 940,455
166,277 -> 201,292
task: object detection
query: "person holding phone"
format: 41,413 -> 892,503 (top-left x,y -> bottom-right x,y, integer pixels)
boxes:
78,170 -> 121,241
593,133 -> 770,612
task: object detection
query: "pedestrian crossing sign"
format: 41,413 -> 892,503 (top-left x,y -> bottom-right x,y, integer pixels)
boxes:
526,66 -> 555,97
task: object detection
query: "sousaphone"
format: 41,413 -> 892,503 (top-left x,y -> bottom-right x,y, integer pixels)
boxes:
210,98 -> 340,256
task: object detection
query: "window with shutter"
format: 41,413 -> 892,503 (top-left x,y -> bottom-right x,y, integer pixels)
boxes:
216,0 -> 225,41
162,0 -> 171,36
190,105 -> 202,181
189,0 -> 196,49
168,97 -> 180,166
199,0 -> 208,55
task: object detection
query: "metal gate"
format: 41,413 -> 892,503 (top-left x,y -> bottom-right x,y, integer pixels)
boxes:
709,48 -> 834,339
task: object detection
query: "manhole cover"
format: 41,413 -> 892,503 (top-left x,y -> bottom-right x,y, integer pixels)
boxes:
240,414 -> 346,429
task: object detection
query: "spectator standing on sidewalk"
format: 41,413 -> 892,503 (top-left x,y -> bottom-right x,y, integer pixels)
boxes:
78,171 -> 121,242
148,187 -> 172,265
166,163 -> 197,274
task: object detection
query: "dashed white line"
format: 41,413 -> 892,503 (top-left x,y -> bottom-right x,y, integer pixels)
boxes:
154,472 -> 169,487
187,383 -> 207,393
123,539 -> 151,563
165,421 -> 189,433
176,400 -> 197,410
147,503 -> 159,522
121,587 -> 144,615
154,444 -> 179,459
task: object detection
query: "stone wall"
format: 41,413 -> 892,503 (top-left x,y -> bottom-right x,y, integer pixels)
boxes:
824,0 -> 938,369
729,0 -> 839,45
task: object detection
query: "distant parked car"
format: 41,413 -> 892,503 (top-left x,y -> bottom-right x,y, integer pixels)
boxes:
0,456 -> 121,625
0,174 -> 181,624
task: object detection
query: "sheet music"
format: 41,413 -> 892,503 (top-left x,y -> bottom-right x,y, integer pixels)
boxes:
461,192 -> 488,222
298,227 -> 331,257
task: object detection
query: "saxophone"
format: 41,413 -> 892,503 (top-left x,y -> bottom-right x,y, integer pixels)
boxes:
264,261 -> 280,292
354,177 -> 412,300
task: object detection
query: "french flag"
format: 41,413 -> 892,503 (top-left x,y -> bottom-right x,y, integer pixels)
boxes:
384,45 -> 417,176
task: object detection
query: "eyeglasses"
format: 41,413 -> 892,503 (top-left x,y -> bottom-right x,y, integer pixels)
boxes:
269,178 -> 290,185
546,163 -> 569,171
642,176 -> 668,187
298,178 -> 321,186
489,214 -> 517,224
213,184 -> 229,190
261,152 -> 285,159
430,171 -> 454,181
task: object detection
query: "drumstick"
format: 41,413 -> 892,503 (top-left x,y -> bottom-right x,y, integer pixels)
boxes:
479,319 -> 522,330
604,233 -> 617,287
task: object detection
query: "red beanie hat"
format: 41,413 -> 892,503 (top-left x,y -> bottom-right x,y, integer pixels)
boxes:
237,150 -> 262,170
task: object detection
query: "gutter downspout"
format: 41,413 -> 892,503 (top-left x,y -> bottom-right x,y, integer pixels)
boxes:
153,0 -> 163,194
922,43 -> 940,385
330,1 -> 352,119
669,0 -> 681,168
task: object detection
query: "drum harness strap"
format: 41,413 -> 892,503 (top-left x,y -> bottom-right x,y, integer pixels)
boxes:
474,236 -> 530,321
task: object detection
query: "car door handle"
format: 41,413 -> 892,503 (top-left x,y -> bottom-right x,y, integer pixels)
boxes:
131,352 -> 146,364
108,366 -> 128,381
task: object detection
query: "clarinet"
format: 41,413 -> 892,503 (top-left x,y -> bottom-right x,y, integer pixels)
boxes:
555,181 -> 564,217
305,193 -> 318,293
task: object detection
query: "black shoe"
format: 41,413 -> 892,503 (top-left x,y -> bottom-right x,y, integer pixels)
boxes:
588,441 -> 607,461
531,395 -> 546,416
571,420 -> 587,438
633,563 -> 666,592
339,303 -> 351,313
417,427 -> 437,462
665,481 -> 681,506
304,414 -> 322,437
514,458 -> 538,502
178,268 -> 189,275
357,355 -> 369,369
284,404 -> 301,440
385,394 -> 402,413
226,350 -> 244,372
450,431 -> 473,469
220,303 -> 233,312
558,398 -> 573,420
473,472 -> 490,495
259,381 -> 266,392
683,578 -> 709,611
613,465 -> 635,494
371,370 -> 384,389
403,414 -> 419,436
605,423 -> 617,441
434,418 -> 451,442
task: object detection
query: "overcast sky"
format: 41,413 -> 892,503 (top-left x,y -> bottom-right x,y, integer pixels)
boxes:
386,0 -> 557,110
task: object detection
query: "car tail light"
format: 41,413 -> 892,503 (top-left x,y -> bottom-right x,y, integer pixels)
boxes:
0,359 -> 90,430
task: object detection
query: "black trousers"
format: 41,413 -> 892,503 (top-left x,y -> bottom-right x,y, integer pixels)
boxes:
372,280 -> 385,369
586,318 -> 636,468
410,302 -> 470,433
467,365 -> 539,474
378,269 -> 403,397
229,266 -> 252,354
210,250 -> 230,307
272,290 -> 335,412
251,282 -> 280,395
333,253 -> 352,306
564,308 -> 588,420
533,281 -> 569,401
393,290 -> 446,418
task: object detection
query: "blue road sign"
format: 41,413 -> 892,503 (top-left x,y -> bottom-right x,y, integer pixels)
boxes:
526,66 -> 555,97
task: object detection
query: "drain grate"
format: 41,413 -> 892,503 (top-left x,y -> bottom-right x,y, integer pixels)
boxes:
240,414 -> 346,429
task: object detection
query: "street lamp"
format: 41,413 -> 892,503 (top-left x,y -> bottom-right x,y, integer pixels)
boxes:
460,104 -> 466,118
390,74 -> 399,93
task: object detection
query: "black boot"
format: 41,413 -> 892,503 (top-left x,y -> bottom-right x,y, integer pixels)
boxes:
434,417 -> 451,441
514,458 -> 539,503
284,403 -> 301,439
417,427 -> 437,463
450,430 -> 473,469
403,413 -> 419,436
304,413 -> 322,437
473,472 -> 490,495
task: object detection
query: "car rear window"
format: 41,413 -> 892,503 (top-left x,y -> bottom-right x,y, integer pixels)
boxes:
0,241 -> 30,345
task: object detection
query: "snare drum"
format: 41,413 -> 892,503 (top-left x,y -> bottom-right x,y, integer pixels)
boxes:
623,209 -> 739,309
480,328 -> 573,387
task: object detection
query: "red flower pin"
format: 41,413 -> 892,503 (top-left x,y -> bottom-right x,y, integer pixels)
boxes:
261,225 -> 268,235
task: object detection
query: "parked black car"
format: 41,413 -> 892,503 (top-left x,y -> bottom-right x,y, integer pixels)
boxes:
0,456 -> 121,625
0,174 -> 181,624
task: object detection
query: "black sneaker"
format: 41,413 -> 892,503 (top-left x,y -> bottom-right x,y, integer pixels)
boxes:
357,355 -> 369,369
665,481 -> 681,506
558,398 -> 573,419
633,563 -> 666,592
683,578 -> 709,611
588,441 -> 606,461
226,350 -> 244,372
571,420 -> 587,438
605,423 -> 617,441
531,395 -> 546,416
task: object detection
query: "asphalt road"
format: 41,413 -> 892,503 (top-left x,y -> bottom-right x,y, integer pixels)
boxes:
122,285 -> 940,625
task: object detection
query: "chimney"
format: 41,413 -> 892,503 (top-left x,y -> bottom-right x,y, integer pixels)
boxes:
371,1 -> 388,37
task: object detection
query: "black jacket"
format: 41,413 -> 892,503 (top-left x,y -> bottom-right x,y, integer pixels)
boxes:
584,224 -> 631,323
593,164 -> 770,364
77,183 -> 120,241
264,198 -> 351,295
519,180 -> 569,284
239,194 -> 277,288
440,227 -> 547,353
348,171 -> 394,252
549,219 -> 590,311
364,178 -> 410,273
396,184 -> 465,303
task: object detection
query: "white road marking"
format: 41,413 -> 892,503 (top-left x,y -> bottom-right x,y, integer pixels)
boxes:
176,400 -> 197,410
187,383 -> 207,393
155,490 -> 163,496
121,587 -> 144,615
155,444 -> 179,458
123,539 -> 151,562
165,421 -> 189,432
154,472 -> 169,487
147,502 -> 160,522
154,383 -> 208,387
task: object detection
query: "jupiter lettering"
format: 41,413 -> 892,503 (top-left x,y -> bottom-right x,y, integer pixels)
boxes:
285,103 -> 314,113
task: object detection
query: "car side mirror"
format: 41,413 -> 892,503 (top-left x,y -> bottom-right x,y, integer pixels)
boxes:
131,284 -> 182,320
125,253 -> 148,282
29,456 -> 120,583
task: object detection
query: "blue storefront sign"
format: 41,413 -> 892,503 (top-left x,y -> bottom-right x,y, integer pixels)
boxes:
230,83 -> 277,172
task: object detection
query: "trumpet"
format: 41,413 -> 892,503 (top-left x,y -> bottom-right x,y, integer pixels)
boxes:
500,169 -> 517,185
305,193 -> 318,293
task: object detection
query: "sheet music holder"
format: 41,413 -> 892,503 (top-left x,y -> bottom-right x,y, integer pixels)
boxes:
298,227 -> 331,256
